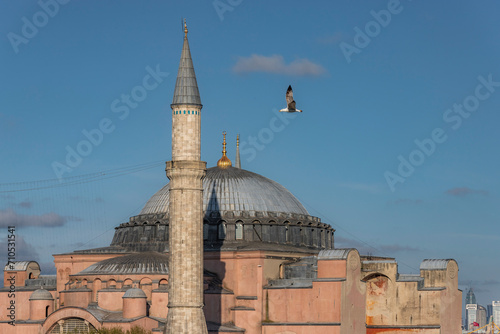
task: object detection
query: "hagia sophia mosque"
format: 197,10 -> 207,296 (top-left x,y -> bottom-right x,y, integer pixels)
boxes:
0,22 -> 462,334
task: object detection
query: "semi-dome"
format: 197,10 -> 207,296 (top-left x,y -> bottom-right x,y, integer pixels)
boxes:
77,252 -> 169,275
140,166 -> 309,216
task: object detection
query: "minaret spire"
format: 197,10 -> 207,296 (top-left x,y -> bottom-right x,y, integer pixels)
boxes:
235,134 -> 241,169
165,22 -> 208,334
171,19 -> 201,107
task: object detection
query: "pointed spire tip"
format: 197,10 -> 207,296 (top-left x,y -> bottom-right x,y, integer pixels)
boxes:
171,18 -> 202,107
235,134 -> 241,169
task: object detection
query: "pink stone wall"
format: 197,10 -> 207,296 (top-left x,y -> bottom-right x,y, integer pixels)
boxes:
267,283 -> 342,323
61,290 -> 92,308
317,260 -> 346,279
54,253 -> 121,293
98,290 -> 126,311
5,323 -> 41,334
0,289 -> 32,321
150,290 -> 169,318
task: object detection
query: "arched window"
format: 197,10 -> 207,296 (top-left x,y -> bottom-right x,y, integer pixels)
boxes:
140,277 -> 153,300
284,222 -> 290,242
107,279 -> 116,288
159,278 -> 168,289
235,222 -> 243,240
92,279 -> 101,302
45,305 -> 49,317
123,278 -> 133,287
203,223 -> 209,240
218,221 -> 226,239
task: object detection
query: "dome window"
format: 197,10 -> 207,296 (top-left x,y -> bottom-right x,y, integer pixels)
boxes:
235,222 -> 243,240
218,222 -> 226,240
203,224 -> 209,240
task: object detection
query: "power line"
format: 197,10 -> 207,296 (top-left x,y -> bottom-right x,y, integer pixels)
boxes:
296,194 -> 420,273
0,161 -> 164,193
2,160 -> 421,272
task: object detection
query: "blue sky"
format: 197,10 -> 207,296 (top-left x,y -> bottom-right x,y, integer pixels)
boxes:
1,0 -> 499,311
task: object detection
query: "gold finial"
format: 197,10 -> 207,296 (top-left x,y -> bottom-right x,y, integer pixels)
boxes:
184,18 -> 188,36
217,131 -> 232,169
222,131 -> 227,154
237,134 -> 239,146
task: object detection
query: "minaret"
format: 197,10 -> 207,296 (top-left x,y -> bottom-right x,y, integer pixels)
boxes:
165,20 -> 208,334
235,134 -> 241,169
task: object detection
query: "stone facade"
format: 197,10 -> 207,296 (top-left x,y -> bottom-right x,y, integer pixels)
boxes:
165,161 -> 208,334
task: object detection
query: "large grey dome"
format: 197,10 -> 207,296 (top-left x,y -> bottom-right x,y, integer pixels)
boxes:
140,166 -> 309,216
110,166 -> 333,252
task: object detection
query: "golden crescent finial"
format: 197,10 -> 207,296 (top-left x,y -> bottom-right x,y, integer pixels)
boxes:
217,131 -> 232,169
184,18 -> 188,36
222,131 -> 227,153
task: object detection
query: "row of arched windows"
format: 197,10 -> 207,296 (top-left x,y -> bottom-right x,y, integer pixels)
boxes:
112,219 -> 333,249
203,221 -> 333,248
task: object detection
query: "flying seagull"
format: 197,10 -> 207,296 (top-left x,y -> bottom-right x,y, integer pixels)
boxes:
279,85 -> 302,113
280,86 -> 302,112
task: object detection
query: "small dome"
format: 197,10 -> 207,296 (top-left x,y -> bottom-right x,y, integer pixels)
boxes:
77,252 -> 169,275
140,167 -> 309,216
318,249 -> 356,260
123,288 -> 147,299
4,261 -> 39,271
29,288 -> 53,301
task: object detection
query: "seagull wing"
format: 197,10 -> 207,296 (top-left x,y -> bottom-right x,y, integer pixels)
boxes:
285,85 -> 293,105
286,85 -> 296,109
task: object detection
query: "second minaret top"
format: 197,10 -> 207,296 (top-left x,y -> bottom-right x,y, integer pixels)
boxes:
171,20 -> 202,107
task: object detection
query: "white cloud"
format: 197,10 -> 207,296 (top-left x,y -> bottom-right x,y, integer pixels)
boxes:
0,208 -> 79,228
233,54 -> 326,76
